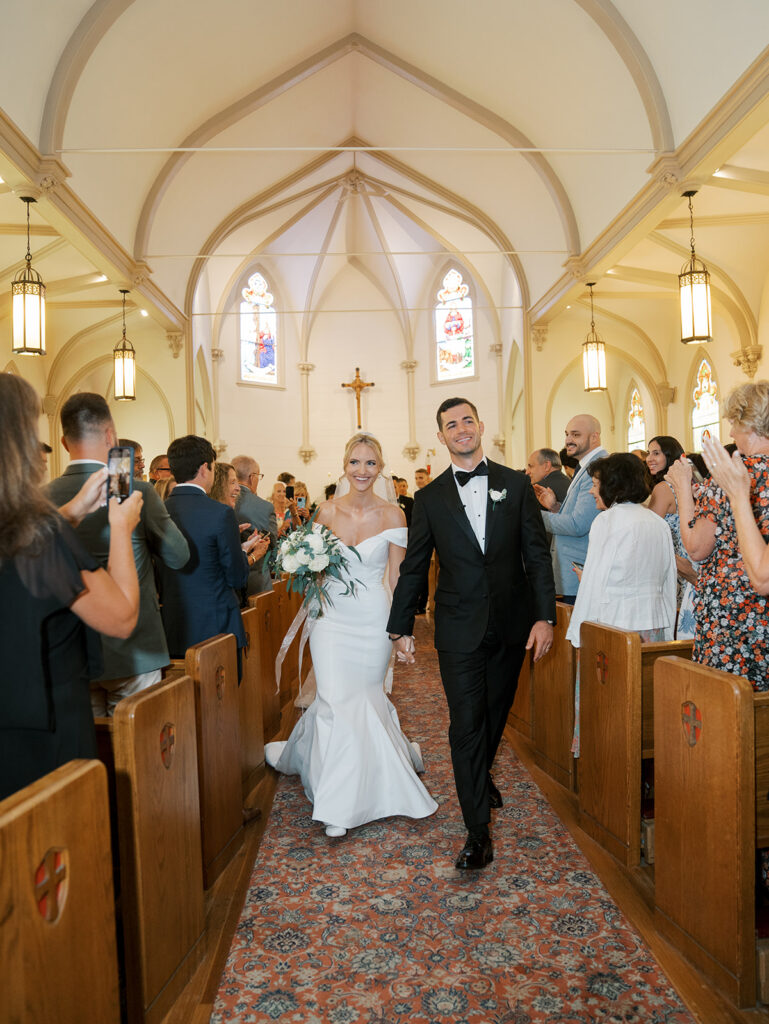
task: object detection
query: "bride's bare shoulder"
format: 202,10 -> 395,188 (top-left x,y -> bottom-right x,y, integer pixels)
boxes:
314,501 -> 333,527
381,500 -> 406,529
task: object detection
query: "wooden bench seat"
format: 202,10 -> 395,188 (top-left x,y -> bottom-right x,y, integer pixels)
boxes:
654,656 -> 769,1007
0,760 -> 120,1023
578,623 -> 693,866
530,602 -> 577,790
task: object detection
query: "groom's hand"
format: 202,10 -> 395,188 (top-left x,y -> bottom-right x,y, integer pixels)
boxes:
526,620 -> 553,663
391,635 -> 416,664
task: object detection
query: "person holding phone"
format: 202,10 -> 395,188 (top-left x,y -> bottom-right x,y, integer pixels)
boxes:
565,453 -> 676,755
232,456 -> 278,596
48,393 -> 190,716
0,374 -> 143,799
271,480 -> 301,538
293,481 -> 311,522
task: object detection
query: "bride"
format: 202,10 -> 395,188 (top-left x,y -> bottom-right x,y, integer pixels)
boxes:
265,433 -> 438,837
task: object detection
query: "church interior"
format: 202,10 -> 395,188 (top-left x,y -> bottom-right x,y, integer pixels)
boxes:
4,2 -> 769,1022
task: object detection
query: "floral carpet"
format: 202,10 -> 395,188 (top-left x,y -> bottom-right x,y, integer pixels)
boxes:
212,620 -> 694,1024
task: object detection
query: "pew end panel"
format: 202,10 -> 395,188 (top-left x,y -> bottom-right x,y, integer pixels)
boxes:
755,694 -> 769,848
578,623 -> 643,867
531,602 -> 577,790
639,638 -> 693,756
185,634 -> 244,888
253,589 -> 281,742
240,607 -> 267,802
654,656 -> 756,1008
0,760 -> 121,1024
112,675 -> 205,1024
507,649 -> 532,738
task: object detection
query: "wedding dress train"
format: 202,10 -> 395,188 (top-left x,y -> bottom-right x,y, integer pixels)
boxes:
265,527 -> 438,831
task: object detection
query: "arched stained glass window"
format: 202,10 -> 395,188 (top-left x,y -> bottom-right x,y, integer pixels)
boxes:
240,272 -> 277,385
435,269 -> 474,382
627,386 -> 646,450
691,357 -> 720,451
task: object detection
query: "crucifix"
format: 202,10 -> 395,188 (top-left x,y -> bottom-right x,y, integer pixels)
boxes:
341,367 -> 375,429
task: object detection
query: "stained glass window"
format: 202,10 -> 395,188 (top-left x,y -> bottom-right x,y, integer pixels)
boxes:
240,272 -> 277,385
434,269 -> 474,382
627,386 -> 646,450
691,357 -> 720,451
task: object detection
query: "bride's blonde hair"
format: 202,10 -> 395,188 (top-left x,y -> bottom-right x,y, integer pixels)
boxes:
343,432 -> 384,472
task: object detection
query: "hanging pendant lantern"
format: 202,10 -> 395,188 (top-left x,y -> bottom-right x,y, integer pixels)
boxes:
11,197 -> 46,355
582,282 -> 607,392
679,190 -> 712,345
114,289 -> 136,401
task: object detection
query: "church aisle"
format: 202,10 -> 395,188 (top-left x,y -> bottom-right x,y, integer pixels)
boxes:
212,619 -> 694,1023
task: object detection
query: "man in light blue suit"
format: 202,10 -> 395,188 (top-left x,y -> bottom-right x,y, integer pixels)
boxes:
534,414 -> 607,603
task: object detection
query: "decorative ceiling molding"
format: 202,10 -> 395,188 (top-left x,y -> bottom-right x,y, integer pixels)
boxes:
572,0 -> 673,152
529,44 -> 769,324
709,164 -> 769,196
133,33 -> 579,261
39,0 -> 135,155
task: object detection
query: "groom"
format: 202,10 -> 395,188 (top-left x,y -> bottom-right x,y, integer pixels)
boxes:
387,398 -> 555,869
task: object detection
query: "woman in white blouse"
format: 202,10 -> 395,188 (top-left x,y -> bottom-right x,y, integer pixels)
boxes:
566,452 -> 677,755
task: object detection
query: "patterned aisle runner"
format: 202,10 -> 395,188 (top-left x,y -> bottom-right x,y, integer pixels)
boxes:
213,620 -> 694,1024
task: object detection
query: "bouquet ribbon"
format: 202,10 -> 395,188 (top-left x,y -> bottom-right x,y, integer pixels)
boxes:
274,602 -> 314,695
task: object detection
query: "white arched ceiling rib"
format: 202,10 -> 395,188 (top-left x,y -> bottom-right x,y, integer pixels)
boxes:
575,295 -> 666,380
47,309 -> 124,392
572,0 -> 673,152
184,138 -> 529,325
133,34 -> 580,260
39,0 -> 135,154
358,184 -> 412,351
301,186 -> 347,360
210,182 -> 341,354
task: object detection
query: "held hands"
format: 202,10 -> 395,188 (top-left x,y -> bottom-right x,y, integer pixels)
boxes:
526,620 -> 553,663
59,466 -> 109,526
391,635 -> 416,664
702,435 -> 750,503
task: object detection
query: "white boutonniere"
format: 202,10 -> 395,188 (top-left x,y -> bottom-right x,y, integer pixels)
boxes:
489,488 -> 507,509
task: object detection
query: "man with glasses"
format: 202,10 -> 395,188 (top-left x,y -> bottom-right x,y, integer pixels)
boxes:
149,453 -> 172,482
232,455 -> 277,595
118,438 -> 145,480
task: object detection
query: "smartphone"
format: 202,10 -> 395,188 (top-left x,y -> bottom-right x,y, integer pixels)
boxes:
297,496 -> 306,508
571,561 -> 584,570
285,484 -> 295,500
107,446 -> 134,503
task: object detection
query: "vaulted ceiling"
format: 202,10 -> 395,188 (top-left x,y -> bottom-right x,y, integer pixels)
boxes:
1,0 -> 769,396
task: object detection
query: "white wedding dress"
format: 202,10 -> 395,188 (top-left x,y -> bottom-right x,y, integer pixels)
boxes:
265,527 -> 438,830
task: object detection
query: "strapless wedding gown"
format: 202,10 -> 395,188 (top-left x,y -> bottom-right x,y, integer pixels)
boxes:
265,527 -> 438,830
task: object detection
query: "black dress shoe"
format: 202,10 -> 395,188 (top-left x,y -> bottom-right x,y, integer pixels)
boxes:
488,774 -> 503,809
455,832 -> 493,870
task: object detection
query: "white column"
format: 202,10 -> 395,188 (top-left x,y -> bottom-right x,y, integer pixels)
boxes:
400,360 -> 420,461
298,362 -> 316,464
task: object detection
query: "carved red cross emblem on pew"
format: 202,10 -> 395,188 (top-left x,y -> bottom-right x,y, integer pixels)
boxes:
34,848 -> 68,923
596,651 -> 608,684
160,722 -> 175,769
215,666 -> 226,702
681,700 -> 702,746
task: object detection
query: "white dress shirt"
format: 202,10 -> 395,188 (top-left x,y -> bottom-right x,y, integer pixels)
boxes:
452,460 -> 488,550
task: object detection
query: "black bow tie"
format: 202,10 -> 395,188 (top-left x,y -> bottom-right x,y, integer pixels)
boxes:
455,462 -> 489,487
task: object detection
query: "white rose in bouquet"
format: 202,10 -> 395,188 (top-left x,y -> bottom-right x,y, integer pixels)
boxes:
308,553 -> 330,572
306,531 -> 324,553
294,547 -> 311,565
282,553 -> 299,573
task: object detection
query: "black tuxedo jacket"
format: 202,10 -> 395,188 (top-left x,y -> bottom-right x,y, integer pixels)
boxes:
387,460 -> 555,652
157,485 -> 249,657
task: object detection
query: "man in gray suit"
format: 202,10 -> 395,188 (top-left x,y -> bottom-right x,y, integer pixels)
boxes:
232,454 -> 277,595
48,393 -> 190,714
534,414 -> 607,603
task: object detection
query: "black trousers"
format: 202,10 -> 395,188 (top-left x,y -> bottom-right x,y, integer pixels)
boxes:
438,625 -> 526,832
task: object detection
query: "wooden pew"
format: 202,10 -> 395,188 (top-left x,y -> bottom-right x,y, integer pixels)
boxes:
654,656 -> 769,1008
578,623 -> 694,866
507,648 -> 532,738
240,606 -> 266,801
185,633 -> 244,888
530,601 -> 577,790
110,675 -> 205,1024
249,589 -> 281,743
0,760 -> 120,1023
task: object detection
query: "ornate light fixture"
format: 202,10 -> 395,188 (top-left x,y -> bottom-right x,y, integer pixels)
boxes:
679,190 -> 712,345
11,197 -> 46,354
114,289 -> 136,401
582,282 -> 607,392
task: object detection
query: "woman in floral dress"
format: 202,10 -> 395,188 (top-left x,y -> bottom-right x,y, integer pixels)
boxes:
667,382 -> 769,690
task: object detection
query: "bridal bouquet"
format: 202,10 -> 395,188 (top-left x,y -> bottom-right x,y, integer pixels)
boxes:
272,520 -> 361,618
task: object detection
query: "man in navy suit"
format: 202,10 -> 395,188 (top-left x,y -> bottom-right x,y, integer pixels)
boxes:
157,436 -> 265,668
534,415 -> 607,603
387,398 -> 555,869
